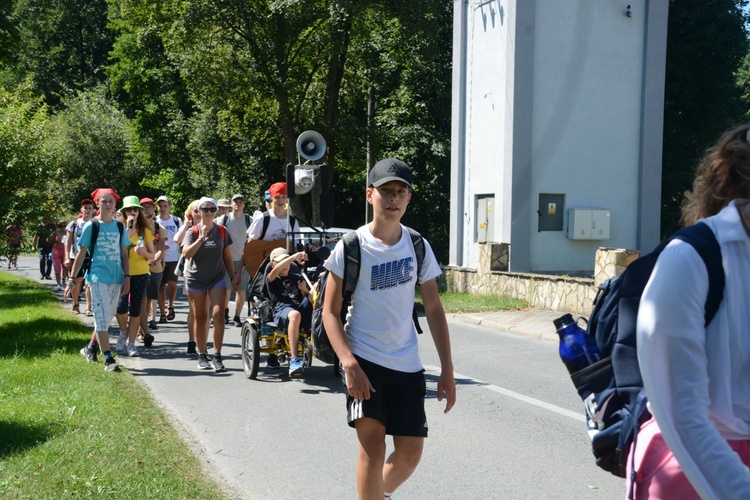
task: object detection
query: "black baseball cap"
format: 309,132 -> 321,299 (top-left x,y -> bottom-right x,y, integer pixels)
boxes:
368,158 -> 413,188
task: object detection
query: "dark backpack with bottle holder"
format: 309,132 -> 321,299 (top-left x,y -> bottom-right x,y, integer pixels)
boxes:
310,227 -> 426,364
570,222 -> 724,484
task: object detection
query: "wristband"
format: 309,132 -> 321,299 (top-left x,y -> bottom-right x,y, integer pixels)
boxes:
123,274 -> 130,278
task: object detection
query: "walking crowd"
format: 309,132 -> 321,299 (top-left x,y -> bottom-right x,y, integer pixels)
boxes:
53,185 -> 297,373
13,158 -> 461,500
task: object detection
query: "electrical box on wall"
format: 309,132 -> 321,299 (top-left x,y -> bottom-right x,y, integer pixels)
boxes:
476,195 -> 495,243
567,209 -> 611,240
538,193 -> 565,231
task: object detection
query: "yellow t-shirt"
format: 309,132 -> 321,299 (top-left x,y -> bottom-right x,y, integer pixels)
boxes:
128,226 -> 154,276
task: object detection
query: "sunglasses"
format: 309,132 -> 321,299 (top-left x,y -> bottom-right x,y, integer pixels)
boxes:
200,206 -> 218,213
124,207 -> 140,212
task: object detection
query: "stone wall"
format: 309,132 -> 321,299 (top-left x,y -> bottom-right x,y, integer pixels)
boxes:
443,243 -> 641,316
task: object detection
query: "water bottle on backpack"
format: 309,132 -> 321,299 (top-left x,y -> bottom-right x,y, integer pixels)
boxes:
553,313 -> 602,374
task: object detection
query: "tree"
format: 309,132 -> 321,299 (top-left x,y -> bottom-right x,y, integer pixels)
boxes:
106,0 -> 196,206
44,85 -> 145,211
0,84 -> 51,225
10,0 -> 115,108
661,0 -> 749,235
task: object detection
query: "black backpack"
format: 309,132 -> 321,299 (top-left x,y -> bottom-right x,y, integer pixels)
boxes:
217,212 -> 252,229
570,222 -> 724,482
310,227 -> 426,364
81,219 -> 125,273
259,211 -> 297,241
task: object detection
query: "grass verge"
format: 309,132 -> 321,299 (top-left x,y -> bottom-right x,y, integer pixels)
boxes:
0,273 -> 227,498
416,290 -> 528,314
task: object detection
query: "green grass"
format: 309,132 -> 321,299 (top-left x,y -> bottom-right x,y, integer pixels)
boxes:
0,273 -> 227,498
416,290 -> 528,314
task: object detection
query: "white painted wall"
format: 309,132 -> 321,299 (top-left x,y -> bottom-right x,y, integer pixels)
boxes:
451,0 -> 665,273
529,0 -> 645,271
461,0 -> 509,268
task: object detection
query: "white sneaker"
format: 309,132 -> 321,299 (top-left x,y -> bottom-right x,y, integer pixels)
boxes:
127,343 -> 139,357
115,334 -> 127,354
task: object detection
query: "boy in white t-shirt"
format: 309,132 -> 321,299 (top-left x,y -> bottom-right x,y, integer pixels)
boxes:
322,158 -> 456,500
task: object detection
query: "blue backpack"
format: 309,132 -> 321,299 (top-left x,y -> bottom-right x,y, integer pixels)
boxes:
571,222 -> 724,482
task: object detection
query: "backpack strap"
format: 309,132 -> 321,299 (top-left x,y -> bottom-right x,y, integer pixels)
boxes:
192,224 -> 226,241
664,222 -> 724,326
88,219 -> 100,260
260,212 -> 270,241
406,226 -> 425,281
341,231 -> 361,301
244,213 -> 252,228
173,216 -> 181,228
216,214 -> 227,227
405,226 -> 426,334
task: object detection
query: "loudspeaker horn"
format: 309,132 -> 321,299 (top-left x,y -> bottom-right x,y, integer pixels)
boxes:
296,130 -> 326,161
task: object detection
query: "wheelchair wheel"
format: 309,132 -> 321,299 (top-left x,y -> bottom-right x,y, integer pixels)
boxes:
241,321 -> 260,379
301,337 -> 313,368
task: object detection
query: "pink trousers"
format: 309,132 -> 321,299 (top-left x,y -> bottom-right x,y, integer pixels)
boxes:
627,417 -> 750,499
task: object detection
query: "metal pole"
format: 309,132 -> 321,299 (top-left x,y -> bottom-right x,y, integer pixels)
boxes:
365,85 -> 375,224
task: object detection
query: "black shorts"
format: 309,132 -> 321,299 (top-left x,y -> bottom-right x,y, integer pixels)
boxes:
162,261 -> 178,283
345,355 -> 428,437
147,271 -> 163,300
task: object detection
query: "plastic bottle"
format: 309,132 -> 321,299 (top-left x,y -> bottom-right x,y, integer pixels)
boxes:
137,235 -> 144,248
553,313 -> 602,374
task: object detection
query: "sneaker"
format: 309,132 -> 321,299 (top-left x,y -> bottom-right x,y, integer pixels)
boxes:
266,353 -> 280,368
148,320 -> 158,330
127,343 -> 140,357
159,316 -> 168,324
233,316 -> 242,327
211,354 -> 227,373
80,346 -> 98,363
197,353 -> 212,370
187,340 -> 197,355
115,334 -> 127,354
104,358 -> 120,372
289,357 -> 303,376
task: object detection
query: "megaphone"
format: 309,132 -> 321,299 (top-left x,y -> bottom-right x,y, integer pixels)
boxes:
294,168 -> 315,195
296,130 -> 326,162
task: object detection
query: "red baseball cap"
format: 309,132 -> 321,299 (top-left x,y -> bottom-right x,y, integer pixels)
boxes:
140,197 -> 155,206
268,182 -> 287,197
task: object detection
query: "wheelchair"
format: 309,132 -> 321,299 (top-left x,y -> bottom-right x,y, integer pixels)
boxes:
240,236 -> 339,380
240,298 -> 314,379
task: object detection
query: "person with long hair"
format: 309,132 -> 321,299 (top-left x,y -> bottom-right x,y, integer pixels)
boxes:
182,197 -> 236,372
175,199 -> 202,355
633,124 -> 750,498
114,196 -> 155,358
50,222 -> 67,288
65,199 -> 95,315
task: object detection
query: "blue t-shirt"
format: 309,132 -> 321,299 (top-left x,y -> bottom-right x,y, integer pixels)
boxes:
78,219 -> 130,285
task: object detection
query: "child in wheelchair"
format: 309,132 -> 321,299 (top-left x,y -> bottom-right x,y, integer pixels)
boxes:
264,247 -> 312,376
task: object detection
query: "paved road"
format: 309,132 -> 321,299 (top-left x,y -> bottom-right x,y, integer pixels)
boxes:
8,256 -> 624,499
